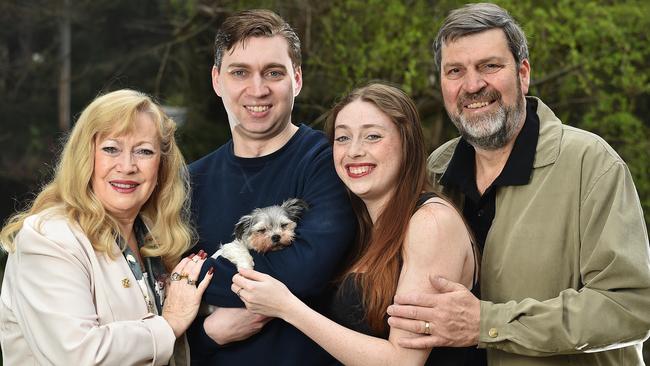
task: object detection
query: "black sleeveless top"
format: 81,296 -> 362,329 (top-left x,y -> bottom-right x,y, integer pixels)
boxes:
327,193 -> 486,365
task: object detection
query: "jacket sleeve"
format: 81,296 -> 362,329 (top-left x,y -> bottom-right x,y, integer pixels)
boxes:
12,219 -> 176,365
478,161 -> 650,355
199,147 -> 356,307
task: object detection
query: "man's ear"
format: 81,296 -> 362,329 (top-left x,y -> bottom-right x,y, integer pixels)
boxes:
212,66 -> 222,97
519,59 -> 530,95
293,66 -> 303,97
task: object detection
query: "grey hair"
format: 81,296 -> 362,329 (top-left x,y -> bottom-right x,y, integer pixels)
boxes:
433,3 -> 528,71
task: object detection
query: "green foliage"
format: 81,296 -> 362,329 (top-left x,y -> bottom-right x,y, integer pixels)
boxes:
497,0 -> 650,223
309,0 -> 434,98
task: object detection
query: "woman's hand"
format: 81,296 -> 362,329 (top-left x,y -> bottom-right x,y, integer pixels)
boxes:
231,268 -> 298,319
162,250 -> 214,338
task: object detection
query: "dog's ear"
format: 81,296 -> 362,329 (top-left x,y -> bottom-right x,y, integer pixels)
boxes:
281,198 -> 309,221
233,214 -> 253,239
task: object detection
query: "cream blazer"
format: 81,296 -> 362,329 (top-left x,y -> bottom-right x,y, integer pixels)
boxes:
0,209 -> 185,365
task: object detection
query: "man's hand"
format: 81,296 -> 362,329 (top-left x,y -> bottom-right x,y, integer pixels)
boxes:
387,275 -> 480,348
203,306 -> 272,345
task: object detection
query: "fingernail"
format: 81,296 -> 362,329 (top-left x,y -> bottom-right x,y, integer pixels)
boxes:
188,253 -> 196,259
201,252 -> 208,259
208,267 -> 214,275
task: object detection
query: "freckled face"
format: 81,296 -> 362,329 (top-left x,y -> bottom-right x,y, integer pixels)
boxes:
91,113 -> 161,221
333,100 -> 402,206
440,28 -> 530,149
212,35 -> 302,142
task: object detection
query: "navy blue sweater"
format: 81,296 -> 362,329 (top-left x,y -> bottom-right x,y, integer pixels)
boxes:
187,124 -> 356,365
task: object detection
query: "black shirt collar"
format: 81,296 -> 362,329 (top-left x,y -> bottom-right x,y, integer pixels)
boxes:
441,98 -> 540,197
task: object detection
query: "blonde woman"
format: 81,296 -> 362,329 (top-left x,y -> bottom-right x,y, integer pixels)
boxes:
0,89 -> 213,365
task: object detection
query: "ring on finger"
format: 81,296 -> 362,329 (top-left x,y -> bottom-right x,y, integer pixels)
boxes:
192,257 -> 200,263
187,279 -> 196,286
180,272 -> 189,279
170,272 -> 182,281
237,288 -> 243,297
423,321 -> 431,335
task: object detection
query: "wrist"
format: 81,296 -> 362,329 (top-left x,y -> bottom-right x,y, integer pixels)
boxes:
203,317 -> 226,345
281,294 -> 302,323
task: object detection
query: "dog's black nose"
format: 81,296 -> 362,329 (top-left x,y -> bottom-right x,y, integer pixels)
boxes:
271,234 -> 281,243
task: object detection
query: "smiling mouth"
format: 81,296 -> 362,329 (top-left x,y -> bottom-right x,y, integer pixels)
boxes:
110,181 -> 139,193
111,182 -> 137,189
245,105 -> 271,113
465,100 -> 494,109
346,164 -> 375,178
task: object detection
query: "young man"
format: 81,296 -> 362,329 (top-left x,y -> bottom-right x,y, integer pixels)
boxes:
387,3 -> 650,366
187,9 -> 355,365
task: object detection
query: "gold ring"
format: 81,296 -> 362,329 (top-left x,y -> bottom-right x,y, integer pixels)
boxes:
180,272 -> 189,279
187,279 -> 196,286
424,321 -> 431,335
237,288 -> 243,297
170,272 -> 182,281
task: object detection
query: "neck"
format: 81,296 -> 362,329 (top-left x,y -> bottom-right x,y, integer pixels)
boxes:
115,216 -> 136,245
363,192 -> 393,224
232,123 -> 298,158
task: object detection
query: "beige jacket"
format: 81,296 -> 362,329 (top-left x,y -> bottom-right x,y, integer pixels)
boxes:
0,209 -> 185,365
428,97 -> 650,365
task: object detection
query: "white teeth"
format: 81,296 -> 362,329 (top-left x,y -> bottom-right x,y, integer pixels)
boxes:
466,101 -> 490,109
246,105 -> 270,112
349,166 -> 371,175
111,182 -> 137,189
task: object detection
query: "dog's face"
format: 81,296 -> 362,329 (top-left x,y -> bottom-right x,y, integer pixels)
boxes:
233,198 -> 308,253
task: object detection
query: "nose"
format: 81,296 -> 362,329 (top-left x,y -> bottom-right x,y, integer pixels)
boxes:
346,138 -> 365,158
247,74 -> 270,98
462,69 -> 487,94
271,234 -> 281,243
116,151 -> 137,173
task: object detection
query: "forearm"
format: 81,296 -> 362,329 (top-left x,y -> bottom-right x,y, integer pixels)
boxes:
480,287 -> 650,356
282,297 -> 429,366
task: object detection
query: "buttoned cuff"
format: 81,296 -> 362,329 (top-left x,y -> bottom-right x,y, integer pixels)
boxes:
478,300 -> 516,348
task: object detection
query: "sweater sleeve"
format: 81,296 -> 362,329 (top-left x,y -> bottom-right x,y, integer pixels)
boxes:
199,145 -> 356,307
10,218 -> 176,365
478,161 -> 650,355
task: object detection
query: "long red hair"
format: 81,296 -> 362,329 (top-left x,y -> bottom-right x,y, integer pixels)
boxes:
325,82 -> 428,335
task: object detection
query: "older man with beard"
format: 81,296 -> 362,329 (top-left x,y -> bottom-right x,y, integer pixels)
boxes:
386,3 -> 650,366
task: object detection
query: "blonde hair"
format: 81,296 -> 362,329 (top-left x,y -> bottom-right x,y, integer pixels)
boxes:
0,89 -> 193,270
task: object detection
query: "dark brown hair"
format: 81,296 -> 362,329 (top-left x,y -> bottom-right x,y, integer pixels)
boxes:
325,82 -> 428,335
214,9 -> 302,70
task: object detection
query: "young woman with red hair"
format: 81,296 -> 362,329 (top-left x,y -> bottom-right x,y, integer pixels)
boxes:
232,82 -> 478,365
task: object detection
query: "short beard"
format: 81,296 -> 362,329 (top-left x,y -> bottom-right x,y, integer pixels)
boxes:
448,83 -> 525,151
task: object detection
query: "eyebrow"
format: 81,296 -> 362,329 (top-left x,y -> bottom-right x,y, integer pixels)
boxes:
443,56 -> 508,69
334,123 -> 389,130
226,63 -> 288,71
101,138 -> 157,146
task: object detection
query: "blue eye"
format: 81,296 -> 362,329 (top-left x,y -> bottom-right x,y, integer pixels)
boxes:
231,70 -> 247,78
334,136 -> 350,143
366,134 -> 382,141
102,146 -> 119,154
266,69 -> 285,79
135,148 -> 155,156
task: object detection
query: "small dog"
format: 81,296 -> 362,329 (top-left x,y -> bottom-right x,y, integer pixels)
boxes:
212,198 -> 309,269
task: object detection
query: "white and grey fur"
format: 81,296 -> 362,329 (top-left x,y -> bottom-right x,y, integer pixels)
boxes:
211,198 -> 309,269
